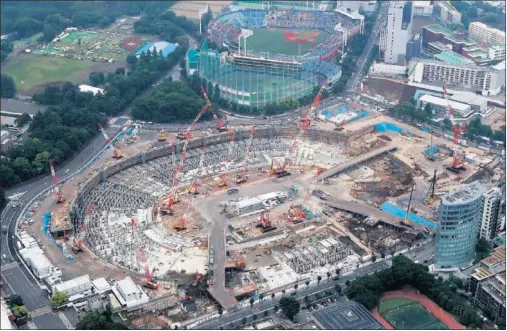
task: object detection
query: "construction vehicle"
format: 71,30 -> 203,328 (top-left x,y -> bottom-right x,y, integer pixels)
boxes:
236,126 -> 256,184
131,218 -> 159,289
424,170 -> 437,206
98,123 -> 123,159
176,131 -> 186,140
218,173 -> 228,187
157,129 -> 167,142
256,209 -> 276,233
201,86 -> 228,132
287,205 -> 306,223
402,184 -> 415,226
235,174 -> 248,184
160,194 -> 180,215
49,159 -> 65,204
186,145 -> 207,195
192,273 -> 203,287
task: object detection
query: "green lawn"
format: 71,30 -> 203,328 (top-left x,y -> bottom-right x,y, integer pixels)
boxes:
2,55 -> 97,94
247,28 -> 329,56
378,297 -> 417,314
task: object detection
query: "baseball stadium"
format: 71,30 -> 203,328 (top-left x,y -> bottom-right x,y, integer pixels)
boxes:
199,5 -> 363,108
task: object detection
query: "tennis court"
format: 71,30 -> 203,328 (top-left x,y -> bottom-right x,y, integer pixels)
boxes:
246,28 -> 329,55
380,298 -> 448,330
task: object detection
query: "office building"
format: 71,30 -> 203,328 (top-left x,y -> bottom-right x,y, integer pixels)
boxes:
480,187 -> 503,241
385,1 -> 413,65
469,246 -> 506,323
417,94 -> 474,119
408,59 -> 506,96
406,33 -> 422,61
434,1 -> 462,26
412,1 -> 433,17
423,24 -> 476,54
468,22 -> 506,46
436,182 -> 483,271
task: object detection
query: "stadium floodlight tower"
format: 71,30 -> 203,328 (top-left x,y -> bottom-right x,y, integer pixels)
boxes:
334,23 -> 348,54
238,28 -> 253,57
199,5 -> 210,35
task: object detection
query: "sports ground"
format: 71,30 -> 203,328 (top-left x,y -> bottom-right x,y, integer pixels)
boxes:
372,289 -> 465,330
246,28 -> 329,56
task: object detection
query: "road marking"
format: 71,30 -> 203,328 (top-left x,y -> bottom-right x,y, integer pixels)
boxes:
27,321 -> 38,329
0,262 -> 18,271
58,311 -> 73,329
30,306 -> 52,318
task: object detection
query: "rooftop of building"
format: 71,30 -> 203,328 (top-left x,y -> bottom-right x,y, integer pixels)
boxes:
434,51 -> 475,65
428,41 -> 453,50
389,1 -> 405,10
483,187 -> 502,199
441,181 -> 484,206
410,57 -> 495,72
312,300 -> 384,330
54,274 -> 91,293
470,21 -> 506,35
413,1 -> 433,8
437,0 -> 459,13
116,277 -> 140,297
482,245 -> 506,268
419,94 -> 470,111
471,245 -> 506,281
423,24 -> 476,45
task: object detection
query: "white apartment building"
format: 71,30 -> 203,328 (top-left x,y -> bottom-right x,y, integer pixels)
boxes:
468,22 -> 506,46
412,1 -> 433,16
112,277 -> 149,308
417,94 -> 474,119
408,59 -> 506,96
488,45 -> 506,61
480,187 -> 502,241
385,1 -> 413,65
434,1 -> 462,25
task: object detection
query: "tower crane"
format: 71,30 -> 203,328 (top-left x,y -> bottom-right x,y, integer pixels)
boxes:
49,159 -> 65,204
200,86 -> 228,132
271,79 -> 327,176
442,84 -> 468,172
72,204 -> 91,253
187,144 -> 207,195
98,123 -> 123,159
424,170 -> 437,206
131,218 -> 159,289
236,126 -> 255,184
161,101 -> 211,214
403,184 -> 415,226
218,130 -> 237,187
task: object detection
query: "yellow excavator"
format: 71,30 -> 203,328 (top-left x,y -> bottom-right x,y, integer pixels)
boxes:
157,129 -> 167,142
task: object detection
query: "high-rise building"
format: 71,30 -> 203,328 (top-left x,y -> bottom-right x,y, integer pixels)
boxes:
406,33 -> 422,62
385,1 -> 413,65
468,22 -> 506,46
433,1 -> 462,26
436,182 -> 483,271
480,187 -> 502,241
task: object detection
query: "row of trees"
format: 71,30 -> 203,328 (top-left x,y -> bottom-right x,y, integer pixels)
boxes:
1,1 -> 176,45
0,44 -> 186,188
345,255 -> 483,328
453,1 -> 505,30
76,304 -> 128,329
6,295 -> 28,326
1,74 -> 17,98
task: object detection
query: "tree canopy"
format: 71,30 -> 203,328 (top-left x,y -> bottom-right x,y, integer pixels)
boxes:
1,74 -> 17,98
279,296 -> 301,321
76,305 -> 128,330
345,255 -> 483,328
51,291 -> 69,308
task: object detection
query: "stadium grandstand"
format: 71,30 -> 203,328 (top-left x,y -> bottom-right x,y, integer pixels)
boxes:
199,5 -> 361,109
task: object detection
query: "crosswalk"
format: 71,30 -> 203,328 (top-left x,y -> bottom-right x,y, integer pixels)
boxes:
58,311 -> 73,329
30,306 -> 52,318
0,262 -> 18,272
27,321 -> 38,329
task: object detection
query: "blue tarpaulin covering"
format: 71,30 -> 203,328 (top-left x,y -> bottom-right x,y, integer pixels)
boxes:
380,202 -> 437,229
424,146 -> 438,155
375,122 -> 413,136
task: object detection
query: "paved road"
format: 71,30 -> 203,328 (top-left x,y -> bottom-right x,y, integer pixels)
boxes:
194,261 -> 391,329
346,2 -> 389,95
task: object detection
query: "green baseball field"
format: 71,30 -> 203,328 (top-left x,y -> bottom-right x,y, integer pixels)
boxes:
378,298 -> 448,330
246,28 -> 329,56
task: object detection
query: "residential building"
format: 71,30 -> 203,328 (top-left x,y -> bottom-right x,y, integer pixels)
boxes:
1,298 -> 14,330
186,49 -> 200,76
19,245 -> 62,281
408,58 -> 506,96
436,182 -> 483,271
469,245 -> 505,294
417,94 -> 474,119
480,187 -> 502,241
52,275 -> 93,302
449,92 -> 488,113
433,1 -> 461,26
412,1 -> 433,17
385,1 -> 413,65
422,24 -> 476,54
468,22 -> 506,46
406,33 -> 422,61
427,41 -> 453,55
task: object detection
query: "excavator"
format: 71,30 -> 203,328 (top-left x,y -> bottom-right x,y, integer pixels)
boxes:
218,173 -> 228,187
172,216 -> 187,231
157,129 -> 167,142
144,267 -> 160,289
423,170 -> 437,206
287,205 -> 307,224
256,209 -> 276,233
159,194 -> 181,215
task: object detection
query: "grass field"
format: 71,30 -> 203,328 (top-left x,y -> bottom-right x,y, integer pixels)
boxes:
379,298 -> 448,330
247,28 -> 329,56
2,55 -> 105,94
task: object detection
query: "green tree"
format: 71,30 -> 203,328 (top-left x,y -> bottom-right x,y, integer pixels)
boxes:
127,54 -> 138,66
11,157 -> 34,180
12,305 -> 28,318
89,72 -> 105,86
51,291 -> 69,308
294,284 -> 298,293
1,74 -> 17,98
334,283 -> 342,295
218,306 -> 223,317
0,187 -> 6,211
15,113 -> 31,127
271,293 -> 275,301
42,23 -> 58,42
327,271 -> 331,282
279,297 -> 300,321
443,118 -> 453,129
317,275 -> 322,285
7,294 -> 23,307
32,151 -> 51,174
249,297 -> 255,308
76,304 -> 127,329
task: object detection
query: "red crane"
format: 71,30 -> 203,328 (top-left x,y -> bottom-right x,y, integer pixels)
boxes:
49,159 -> 65,204
98,123 -> 122,159
271,79 -> 327,175
131,218 -> 159,289
200,86 -> 228,132
72,204 -> 91,253
218,130 -> 237,187
236,126 -> 256,184
442,84 -> 469,170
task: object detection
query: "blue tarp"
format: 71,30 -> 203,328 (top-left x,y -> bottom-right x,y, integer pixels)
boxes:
135,41 -> 178,57
380,202 -> 437,229
322,104 -> 350,117
424,146 -> 439,155
375,122 -> 413,136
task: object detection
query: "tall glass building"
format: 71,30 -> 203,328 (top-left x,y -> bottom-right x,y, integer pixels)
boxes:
436,181 -> 483,270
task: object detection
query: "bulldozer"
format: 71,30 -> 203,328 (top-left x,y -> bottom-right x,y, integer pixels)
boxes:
157,129 -> 167,142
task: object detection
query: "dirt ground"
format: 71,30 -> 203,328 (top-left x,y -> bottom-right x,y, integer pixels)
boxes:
481,107 -> 506,131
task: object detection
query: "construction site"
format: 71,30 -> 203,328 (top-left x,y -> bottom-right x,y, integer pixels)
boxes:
25,79 -> 503,326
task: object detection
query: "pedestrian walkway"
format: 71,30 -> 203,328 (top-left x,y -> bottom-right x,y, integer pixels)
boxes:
30,306 -> 52,318
27,321 -> 38,329
0,262 -> 18,272
58,311 -> 73,329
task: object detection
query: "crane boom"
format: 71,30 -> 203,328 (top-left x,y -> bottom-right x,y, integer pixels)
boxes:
131,218 -> 156,285
98,123 -> 122,159
238,126 -> 255,179
200,86 -> 226,130
218,131 -> 237,186
303,168 -> 323,206
49,159 -> 64,203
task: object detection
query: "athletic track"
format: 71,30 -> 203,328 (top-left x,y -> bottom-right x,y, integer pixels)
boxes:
371,289 -> 465,330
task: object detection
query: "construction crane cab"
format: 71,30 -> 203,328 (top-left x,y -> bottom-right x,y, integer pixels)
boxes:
176,131 -> 186,140
145,280 -> 159,289
218,174 -> 227,187
113,149 -> 123,159
56,196 -> 66,204
71,238 -> 83,253
187,184 -> 199,195
172,218 -> 187,231
217,125 -> 228,133
157,129 -> 167,142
